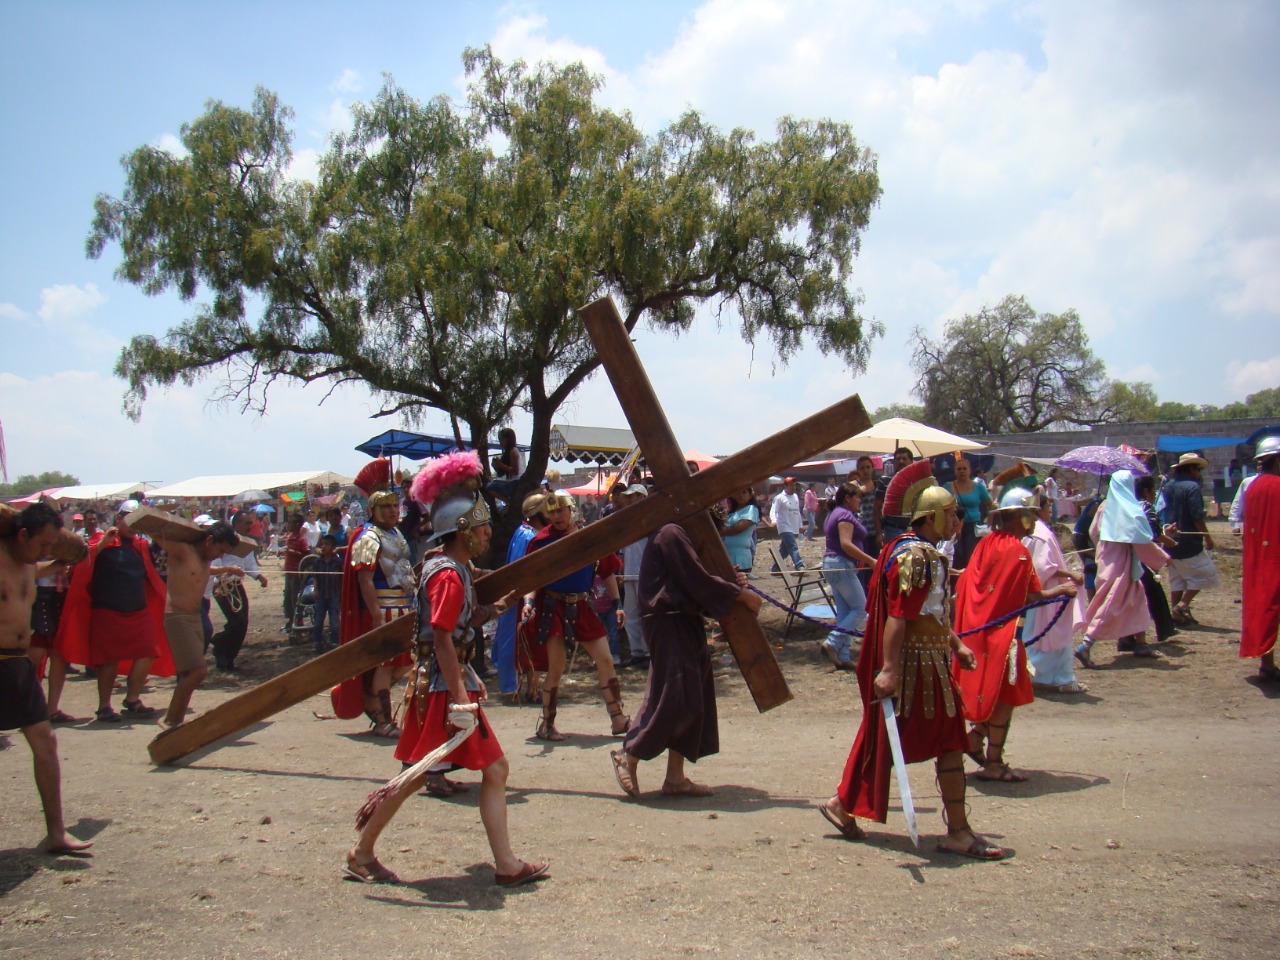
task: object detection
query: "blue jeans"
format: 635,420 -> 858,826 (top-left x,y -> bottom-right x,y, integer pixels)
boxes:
492,605 -> 519,694
802,509 -> 817,538
822,554 -> 867,663
312,594 -> 340,650
777,531 -> 804,570
600,601 -> 622,663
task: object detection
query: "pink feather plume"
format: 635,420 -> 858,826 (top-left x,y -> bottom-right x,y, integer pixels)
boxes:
409,450 -> 483,506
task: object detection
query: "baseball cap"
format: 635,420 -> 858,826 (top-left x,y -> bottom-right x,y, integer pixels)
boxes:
117,499 -> 141,515
623,484 -> 648,498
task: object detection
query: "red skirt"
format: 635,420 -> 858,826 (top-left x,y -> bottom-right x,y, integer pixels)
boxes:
394,690 -> 504,771
88,608 -> 159,666
516,597 -> 605,672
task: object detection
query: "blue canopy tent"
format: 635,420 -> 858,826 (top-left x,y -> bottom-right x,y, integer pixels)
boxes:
355,430 -> 471,460
1155,434 -> 1247,453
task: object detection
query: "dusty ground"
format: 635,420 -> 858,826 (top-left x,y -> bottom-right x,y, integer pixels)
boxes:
2,521 -> 1278,960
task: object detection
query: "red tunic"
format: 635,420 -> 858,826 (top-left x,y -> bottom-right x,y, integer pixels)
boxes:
953,530 -> 1040,722
395,565 -> 503,770
836,534 -> 968,823
1241,473 -> 1280,659
53,532 -> 173,677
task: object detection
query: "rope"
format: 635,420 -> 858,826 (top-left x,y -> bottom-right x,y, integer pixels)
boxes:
744,584 -> 1070,648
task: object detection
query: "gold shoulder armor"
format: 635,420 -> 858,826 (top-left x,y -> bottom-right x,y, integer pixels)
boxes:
896,541 -> 940,595
349,529 -> 381,567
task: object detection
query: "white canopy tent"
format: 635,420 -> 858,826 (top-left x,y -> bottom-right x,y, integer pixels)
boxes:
146,471 -> 354,498
24,481 -> 156,502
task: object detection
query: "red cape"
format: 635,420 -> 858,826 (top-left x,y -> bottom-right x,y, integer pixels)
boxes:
332,522 -> 373,718
1241,473 -> 1280,658
952,530 -> 1039,722
330,523 -> 413,718
53,532 -> 173,677
837,534 -> 910,823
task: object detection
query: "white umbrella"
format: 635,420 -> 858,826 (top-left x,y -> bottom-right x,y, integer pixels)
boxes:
229,489 -> 273,503
830,417 -> 987,459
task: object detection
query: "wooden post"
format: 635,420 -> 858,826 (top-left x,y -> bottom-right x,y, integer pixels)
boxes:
147,298 -> 872,763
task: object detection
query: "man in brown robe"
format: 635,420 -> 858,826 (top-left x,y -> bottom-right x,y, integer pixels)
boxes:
610,523 -> 762,798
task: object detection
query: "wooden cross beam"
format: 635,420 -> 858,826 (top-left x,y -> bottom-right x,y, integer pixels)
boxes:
127,506 -> 258,558
147,298 -> 871,764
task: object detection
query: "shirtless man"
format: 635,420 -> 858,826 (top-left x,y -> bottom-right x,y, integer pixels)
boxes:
155,521 -> 238,730
0,502 -> 93,854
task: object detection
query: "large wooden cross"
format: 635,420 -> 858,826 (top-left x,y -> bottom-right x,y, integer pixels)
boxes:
148,297 -> 871,764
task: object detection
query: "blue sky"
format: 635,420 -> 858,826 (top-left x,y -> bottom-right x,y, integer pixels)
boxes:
2,0 -> 1278,485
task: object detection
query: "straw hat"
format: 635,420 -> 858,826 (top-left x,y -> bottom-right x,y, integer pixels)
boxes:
1173,453 -> 1208,471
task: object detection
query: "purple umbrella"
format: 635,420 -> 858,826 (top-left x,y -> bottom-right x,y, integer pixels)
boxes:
1054,445 -> 1150,476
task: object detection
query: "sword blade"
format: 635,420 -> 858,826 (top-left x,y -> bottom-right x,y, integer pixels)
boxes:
881,696 -> 919,847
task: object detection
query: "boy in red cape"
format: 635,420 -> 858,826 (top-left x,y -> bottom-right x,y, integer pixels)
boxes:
954,478 -> 1075,782
1241,435 -> 1280,681
820,459 -> 1007,860
54,500 -> 172,722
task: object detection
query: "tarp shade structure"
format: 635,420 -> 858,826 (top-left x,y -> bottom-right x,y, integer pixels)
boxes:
787,458 -> 863,480
356,429 -> 472,460
5,481 -> 157,506
1156,435 -> 1247,453
54,481 -> 157,501
564,470 -> 620,496
147,471 -> 354,498
683,447 -> 721,471
549,424 -> 637,465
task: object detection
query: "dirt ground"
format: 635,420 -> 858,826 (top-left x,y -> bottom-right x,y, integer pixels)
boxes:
2,521 -> 1278,960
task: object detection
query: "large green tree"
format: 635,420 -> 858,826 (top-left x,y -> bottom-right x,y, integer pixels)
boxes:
88,48 -> 882,548
909,295 -> 1154,434
0,471 -> 80,498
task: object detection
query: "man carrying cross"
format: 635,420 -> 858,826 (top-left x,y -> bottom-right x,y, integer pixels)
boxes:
610,520 -> 762,798
820,459 -> 1007,860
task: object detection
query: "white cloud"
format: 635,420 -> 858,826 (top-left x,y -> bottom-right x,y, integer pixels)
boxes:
37,283 -> 106,323
1226,355 -> 1280,396
0,302 -> 30,321
323,97 -> 353,132
153,132 -> 188,158
287,147 -> 321,185
330,68 -> 362,94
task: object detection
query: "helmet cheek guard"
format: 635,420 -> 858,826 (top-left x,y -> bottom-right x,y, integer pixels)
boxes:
910,484 -> 957,540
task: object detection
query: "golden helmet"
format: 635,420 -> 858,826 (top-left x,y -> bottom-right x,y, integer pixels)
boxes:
911,484 -> 957,537
368,490 -> 399,512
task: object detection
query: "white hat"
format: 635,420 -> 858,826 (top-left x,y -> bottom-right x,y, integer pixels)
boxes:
117,499 -> 141,515
623,483 -> 648,498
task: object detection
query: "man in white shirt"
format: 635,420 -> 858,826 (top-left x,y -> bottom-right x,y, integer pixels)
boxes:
770,477 -> 804,570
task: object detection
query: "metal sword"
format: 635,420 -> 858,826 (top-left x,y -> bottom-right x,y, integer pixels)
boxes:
881,696 -> 919,847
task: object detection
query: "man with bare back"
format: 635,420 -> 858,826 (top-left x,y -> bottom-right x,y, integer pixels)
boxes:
0,502 -> 93,855
155,520 -> 238,731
